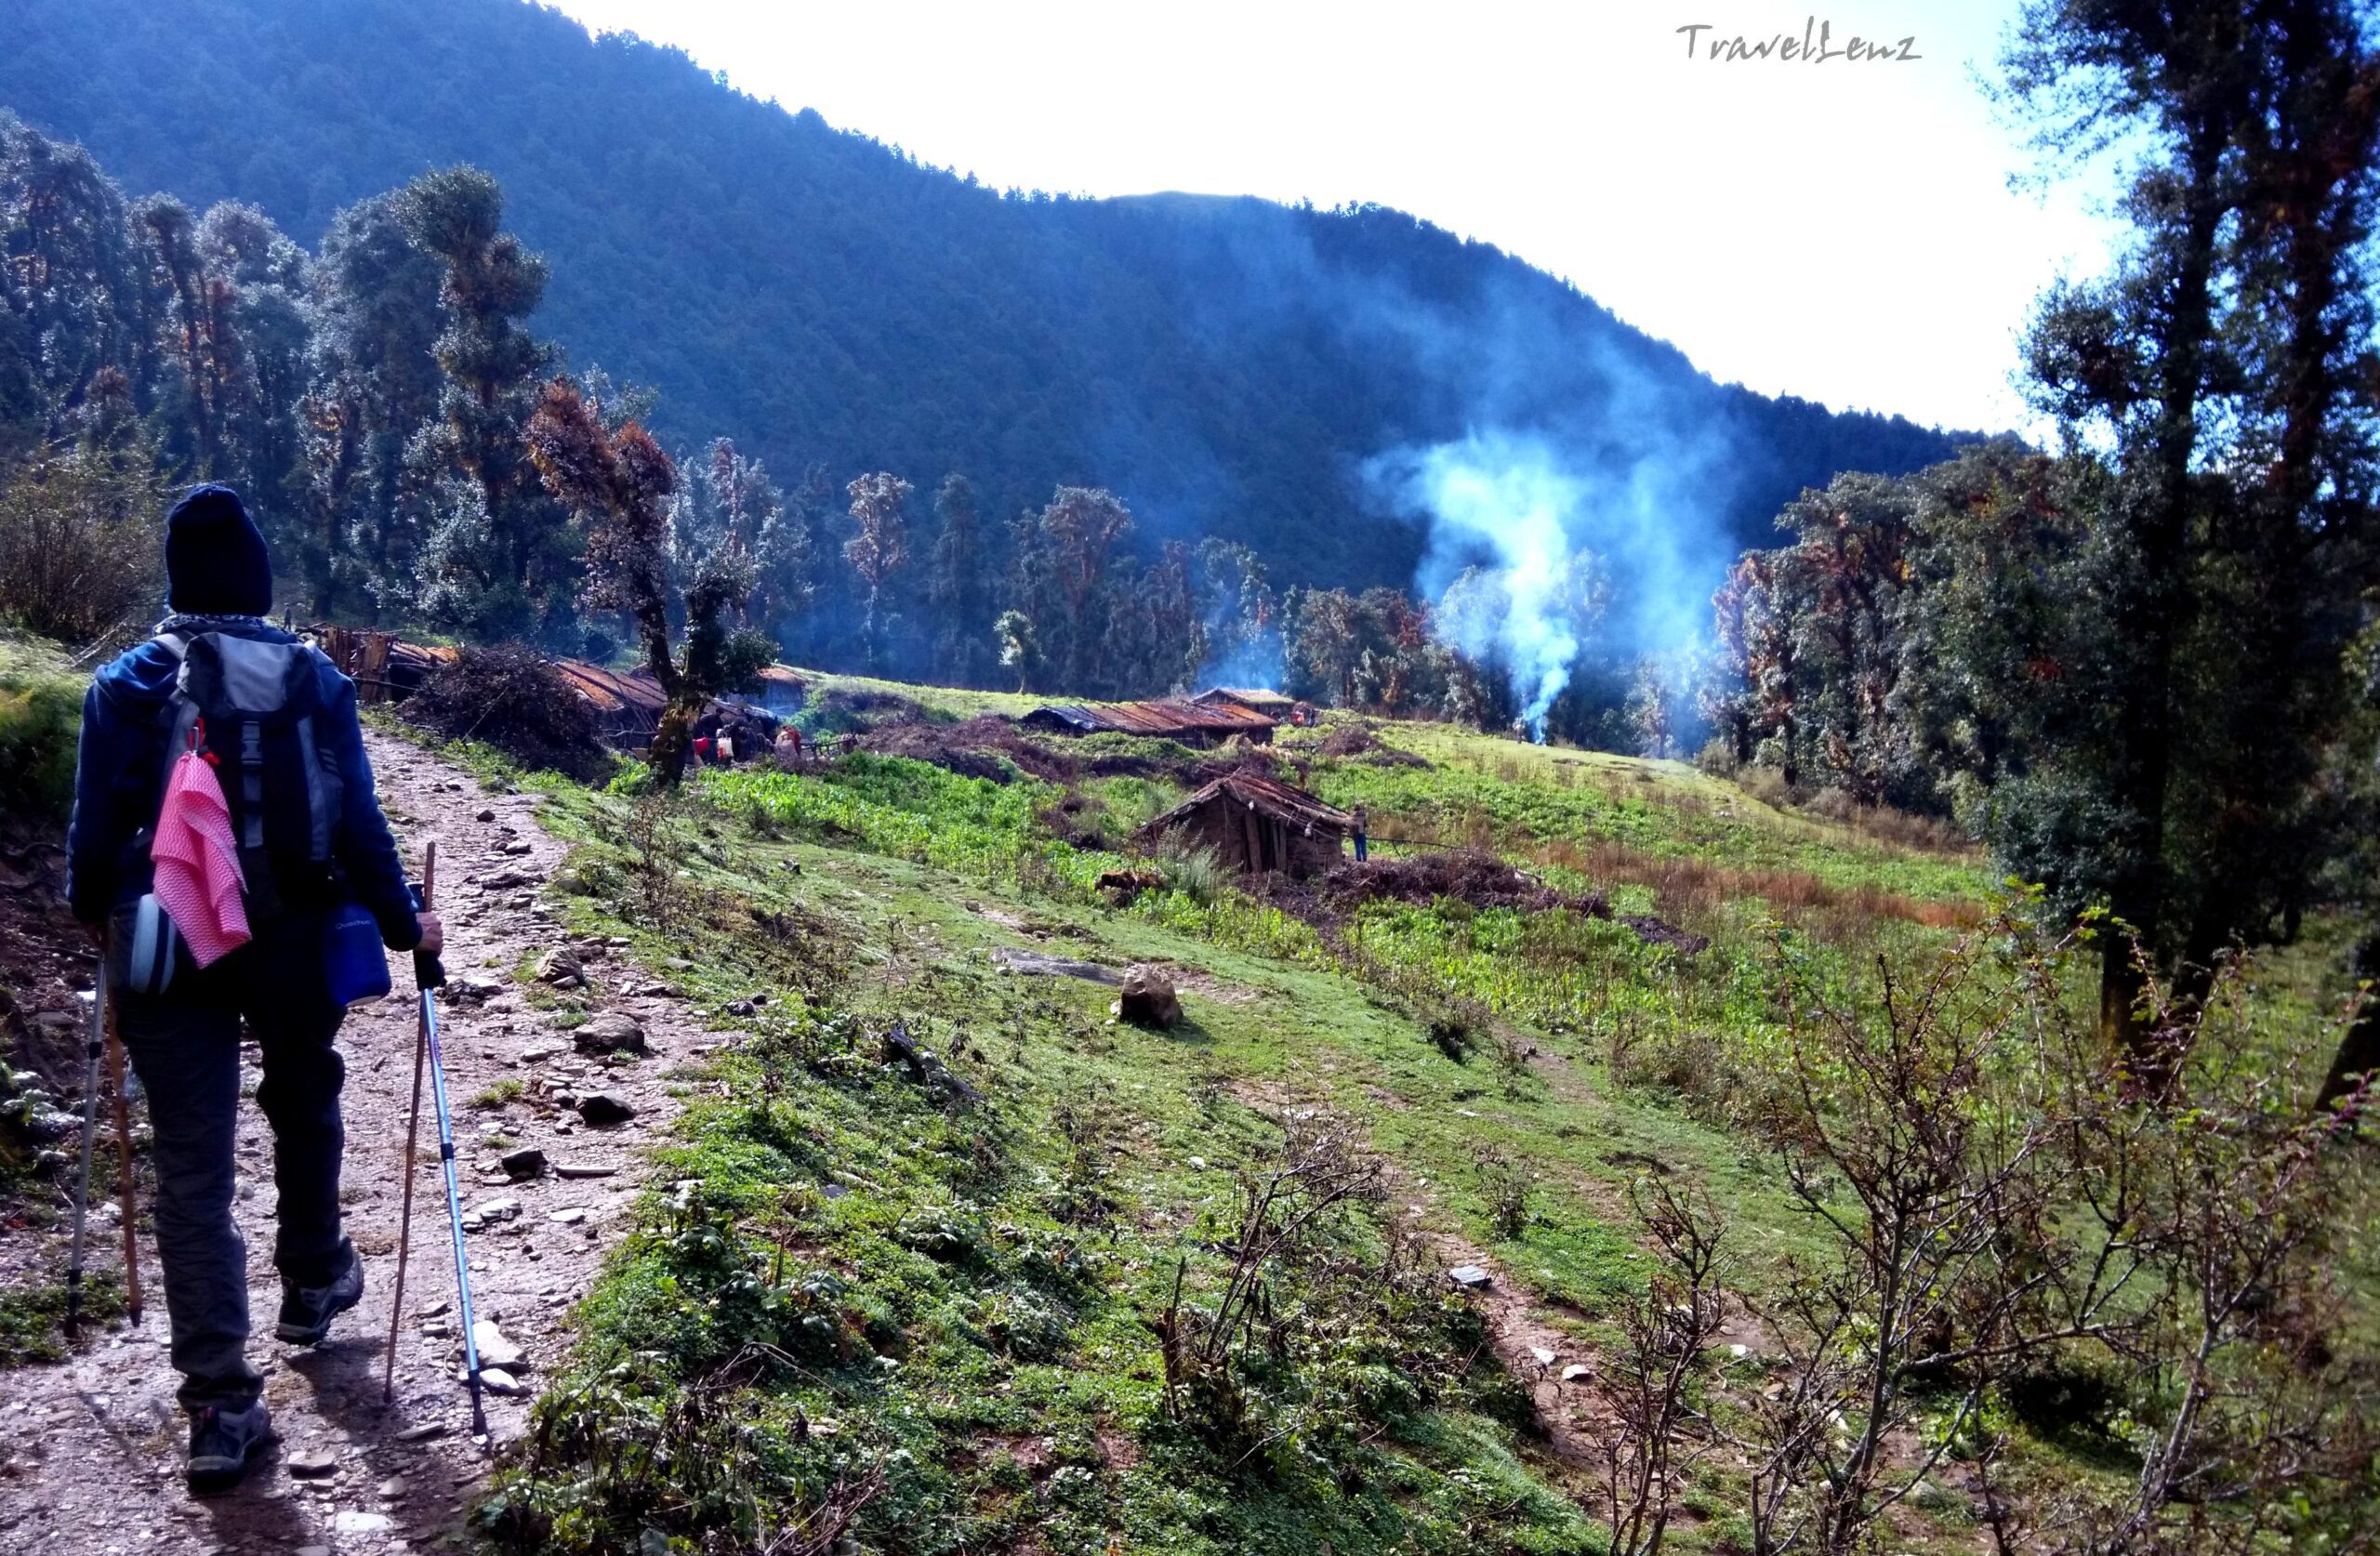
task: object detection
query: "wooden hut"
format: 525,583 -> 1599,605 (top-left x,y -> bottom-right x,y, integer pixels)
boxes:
311,626 -> 456,705
552,661 -> 671,747
1021,697 -> 1276,748
1132,770 -> 1352,878
1191,687 -> 1297,719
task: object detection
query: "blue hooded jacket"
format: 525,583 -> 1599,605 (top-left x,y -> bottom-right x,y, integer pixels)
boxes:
66,620 -> 422,953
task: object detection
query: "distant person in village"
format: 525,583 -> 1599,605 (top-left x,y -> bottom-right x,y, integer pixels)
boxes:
774,722 -> 803,769
1352,804 -> 1369,863
65,485 -> 442,1494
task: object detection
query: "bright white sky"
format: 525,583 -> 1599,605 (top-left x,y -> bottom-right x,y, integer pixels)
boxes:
546,0 -> 2120,434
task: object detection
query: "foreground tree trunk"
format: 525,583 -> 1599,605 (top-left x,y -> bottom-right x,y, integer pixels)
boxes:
2098,116 -> 2230,1067
2317,932 -> 2380,1118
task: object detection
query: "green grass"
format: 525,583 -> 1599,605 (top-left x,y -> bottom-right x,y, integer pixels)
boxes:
0,631 -> 85,831
366,672 -> 2373,1553
471,1077 -> 527,1110
485,728 -> 1895,1551
0,1275 -> 126,1367
1311,727 -> 1984,904
790,668 -> 1045,722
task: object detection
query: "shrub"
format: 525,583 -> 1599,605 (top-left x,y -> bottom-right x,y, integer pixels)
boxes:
1473,1145 -> 1534,1241
0,634 -> 83,834
0,442 -> 166,648
403,644 -> 614,781
1154,838 -> 1229,905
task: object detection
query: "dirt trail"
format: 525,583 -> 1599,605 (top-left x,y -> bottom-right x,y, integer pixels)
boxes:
0,730 -> 694,1555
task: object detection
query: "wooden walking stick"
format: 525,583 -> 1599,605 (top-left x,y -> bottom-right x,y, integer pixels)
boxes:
64,976 -> 106,1339
382,841 -> 434,1404
103,1002 -> 142,1325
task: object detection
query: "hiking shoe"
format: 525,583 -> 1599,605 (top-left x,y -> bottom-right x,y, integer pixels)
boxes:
275,1237 -> 363,1345
186,1402 -> 274,1494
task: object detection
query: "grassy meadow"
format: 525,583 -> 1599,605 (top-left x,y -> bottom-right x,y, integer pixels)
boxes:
382,691 -> 2372,1556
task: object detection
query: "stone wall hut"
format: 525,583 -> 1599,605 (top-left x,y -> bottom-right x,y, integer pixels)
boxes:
1133,769 -> 1353,878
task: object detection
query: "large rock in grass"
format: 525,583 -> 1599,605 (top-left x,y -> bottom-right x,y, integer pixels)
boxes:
1111,966 -> 1182,1029
573,1012 -> 646,1054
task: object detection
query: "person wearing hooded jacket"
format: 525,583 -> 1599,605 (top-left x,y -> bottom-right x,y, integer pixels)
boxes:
65,485 -> 443,1494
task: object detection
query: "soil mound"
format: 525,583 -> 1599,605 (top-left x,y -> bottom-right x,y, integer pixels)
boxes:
1272,847 -> 1710,954
854,717 -> 1076,785
1317,849 -> 1608,916
1315,722 -> 1430,768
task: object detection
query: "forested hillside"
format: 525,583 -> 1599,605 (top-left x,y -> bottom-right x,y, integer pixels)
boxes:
0,0 -> 1965,595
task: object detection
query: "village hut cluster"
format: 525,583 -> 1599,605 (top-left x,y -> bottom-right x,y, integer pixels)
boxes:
318,625 -> 1358,877
1020,689 -> 1350,879
315,626 -> 803,755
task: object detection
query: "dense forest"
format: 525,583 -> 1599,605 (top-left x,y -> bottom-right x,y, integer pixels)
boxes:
1697,0 -> 2380,1080
0,0 -> 1966,607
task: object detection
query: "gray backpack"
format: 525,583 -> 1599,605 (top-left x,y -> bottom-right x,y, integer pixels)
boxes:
118,632 -> 347,994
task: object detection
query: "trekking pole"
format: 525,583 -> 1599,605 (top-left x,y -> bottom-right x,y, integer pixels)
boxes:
63,969 -> 106,1338
103,998 -> 142,1325
405,844 -> 489,1436
382,861 -> 432,1405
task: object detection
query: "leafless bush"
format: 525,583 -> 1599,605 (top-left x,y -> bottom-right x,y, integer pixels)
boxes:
1473,1144 -> 1534,1241
1596,1178 -> 1728,1556
0,441 -> 165,648
619,788 -> 693,936
2033,962 -> 2379,1553
1733,916 -> 2380,1555
1149,1109 -> 1382,1441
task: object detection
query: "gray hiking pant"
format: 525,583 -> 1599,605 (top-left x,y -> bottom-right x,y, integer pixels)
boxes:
112,914 -> 349,1412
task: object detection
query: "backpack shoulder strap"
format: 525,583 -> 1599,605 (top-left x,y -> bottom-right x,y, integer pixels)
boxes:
148,633 -> 202,754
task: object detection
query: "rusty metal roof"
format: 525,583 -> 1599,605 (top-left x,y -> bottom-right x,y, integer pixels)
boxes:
1191,687 -> 1296,713
1136,768 -> 1354,839
754,666 -> 806,695
1025,697 -> 1276,738
554,661 -> 668,723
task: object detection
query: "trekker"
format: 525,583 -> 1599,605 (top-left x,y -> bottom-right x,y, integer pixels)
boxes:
65,485 -> 441,1494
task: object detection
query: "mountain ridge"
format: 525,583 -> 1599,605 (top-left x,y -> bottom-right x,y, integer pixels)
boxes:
0,0 -> 1979,590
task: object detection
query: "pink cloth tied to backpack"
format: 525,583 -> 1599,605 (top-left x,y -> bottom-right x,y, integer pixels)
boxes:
152,745 -> 251,967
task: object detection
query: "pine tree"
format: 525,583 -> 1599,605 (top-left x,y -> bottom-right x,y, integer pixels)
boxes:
1021,485 -> 1132,695
0,114 -> 152,457
993,609 -> 1041,693
192,201 -> 311,586
926,471 -> 989,685
679,437 -> 805,650
843,469 -> 911,672
1191,538 -> 1280,687
2003,0 -> 2380,1056
394,165 -> 567,643
526,376 -> 769,783
299,191 -> 444,621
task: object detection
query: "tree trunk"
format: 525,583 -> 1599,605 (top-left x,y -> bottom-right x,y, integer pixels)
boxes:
633,597 -> 691,787
2101,124 -> 2229,1062
2317,931 -> 2380,1120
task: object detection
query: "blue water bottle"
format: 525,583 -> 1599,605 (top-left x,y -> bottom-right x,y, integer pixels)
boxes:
324,900 -> 394,1006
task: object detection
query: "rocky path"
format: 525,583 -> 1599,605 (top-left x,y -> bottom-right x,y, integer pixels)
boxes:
0,731 -> 694,1555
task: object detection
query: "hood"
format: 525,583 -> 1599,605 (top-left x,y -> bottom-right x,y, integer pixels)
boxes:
94,621 -> 301,716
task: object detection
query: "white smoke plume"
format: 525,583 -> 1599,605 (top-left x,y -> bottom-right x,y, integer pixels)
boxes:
1367,425 -> 1728,740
